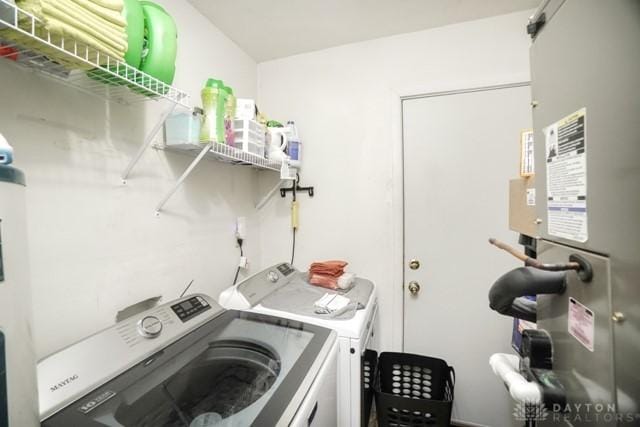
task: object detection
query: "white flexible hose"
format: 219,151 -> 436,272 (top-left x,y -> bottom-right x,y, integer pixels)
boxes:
489,353 -> 542,404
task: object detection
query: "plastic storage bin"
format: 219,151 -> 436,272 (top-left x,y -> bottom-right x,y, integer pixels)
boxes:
234,119 -> 266,157
362,349 -> 378,427
374,352 -> 455,427
164,112 -> 202,145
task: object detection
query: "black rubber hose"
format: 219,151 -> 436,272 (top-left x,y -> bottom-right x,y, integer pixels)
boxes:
488,267 -> 567,322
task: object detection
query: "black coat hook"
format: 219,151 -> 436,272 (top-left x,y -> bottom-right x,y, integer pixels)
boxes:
280,174 -> 314,200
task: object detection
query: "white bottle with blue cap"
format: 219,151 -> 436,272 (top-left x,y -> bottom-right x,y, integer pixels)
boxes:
0,133 -> 13,165
286,121 -> 301,168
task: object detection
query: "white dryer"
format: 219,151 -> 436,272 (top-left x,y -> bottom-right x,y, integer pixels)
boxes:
38,294 -> 338,427
219,263 -> 378,427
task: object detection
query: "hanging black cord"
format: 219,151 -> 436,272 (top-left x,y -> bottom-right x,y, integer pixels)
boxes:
290,173 -> 298,266
232,238 -> 244,285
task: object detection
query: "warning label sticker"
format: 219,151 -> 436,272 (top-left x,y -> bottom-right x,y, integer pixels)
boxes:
526,188 -> 536,206
568,297 -> 594,352
544,108 -> 587,242
520,129 -> 535,177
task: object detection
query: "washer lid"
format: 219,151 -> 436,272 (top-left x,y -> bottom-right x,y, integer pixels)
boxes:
41,310 -> 335,427
0,165 -> 25,186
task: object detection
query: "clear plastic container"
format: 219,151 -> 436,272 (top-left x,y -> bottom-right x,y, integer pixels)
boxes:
164,112 -> 202,145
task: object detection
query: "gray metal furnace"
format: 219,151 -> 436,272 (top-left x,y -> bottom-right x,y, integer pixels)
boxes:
489,1 -> 640,425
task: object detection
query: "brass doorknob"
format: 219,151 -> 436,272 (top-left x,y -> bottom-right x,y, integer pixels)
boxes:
408,281 -> 421,296
409,259 -> 420,270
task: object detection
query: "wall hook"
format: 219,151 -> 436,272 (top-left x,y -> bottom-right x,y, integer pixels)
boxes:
280,174 -> 314,199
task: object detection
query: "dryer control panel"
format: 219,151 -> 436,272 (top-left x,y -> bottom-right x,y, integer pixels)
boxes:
235,263 -> 298,306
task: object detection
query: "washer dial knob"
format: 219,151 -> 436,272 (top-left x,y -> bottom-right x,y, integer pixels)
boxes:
137,315 -> 163,338
267,271 -> 279,283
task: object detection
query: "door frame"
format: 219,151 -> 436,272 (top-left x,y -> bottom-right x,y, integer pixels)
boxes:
389,78 -> 531,351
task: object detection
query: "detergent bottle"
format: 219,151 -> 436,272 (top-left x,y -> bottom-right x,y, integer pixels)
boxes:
223,85 -> 236,146
286,121 -> 301,168
200,78 -> 227,143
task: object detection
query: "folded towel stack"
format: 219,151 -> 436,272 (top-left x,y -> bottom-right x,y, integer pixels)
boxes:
1,0 -> 127,69
308,260 -> 356,290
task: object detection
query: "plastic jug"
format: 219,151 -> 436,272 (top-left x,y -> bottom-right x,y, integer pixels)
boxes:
200,78 -> 227,142
223,85 -> 236,146
286,121 -> 301,168
267,127 -> 288,162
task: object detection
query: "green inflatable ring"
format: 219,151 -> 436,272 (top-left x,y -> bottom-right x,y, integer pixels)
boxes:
138,1 -> 177,86
87,0 -> 145,84
122,0 -> 145,69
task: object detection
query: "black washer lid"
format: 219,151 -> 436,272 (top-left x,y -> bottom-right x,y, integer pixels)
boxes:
0,165 -> 26,186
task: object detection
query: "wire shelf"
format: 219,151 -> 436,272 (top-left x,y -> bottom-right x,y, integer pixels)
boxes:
159,141 -> 283,172
0,0 -> 189,106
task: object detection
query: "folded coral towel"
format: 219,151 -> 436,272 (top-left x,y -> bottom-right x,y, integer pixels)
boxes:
309,260 -> 351,290
309,273 -> 340,290
309,260 -> 348,277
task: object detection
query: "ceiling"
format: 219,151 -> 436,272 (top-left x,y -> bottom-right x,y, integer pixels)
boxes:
187,0 -> 540,62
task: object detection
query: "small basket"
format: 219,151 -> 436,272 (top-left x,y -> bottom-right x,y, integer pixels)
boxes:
374,352 -> 455,427
362,349 -> 378,427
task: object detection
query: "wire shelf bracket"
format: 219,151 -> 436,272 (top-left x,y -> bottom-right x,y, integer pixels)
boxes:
121,102 -> 179,183
152,141 -> 288,215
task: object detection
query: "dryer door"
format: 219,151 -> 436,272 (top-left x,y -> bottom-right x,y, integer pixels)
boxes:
43,311 -> 333,427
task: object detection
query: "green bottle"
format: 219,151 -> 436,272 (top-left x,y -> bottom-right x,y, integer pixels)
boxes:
223,85 -> 236,145
200,78 -> 227,143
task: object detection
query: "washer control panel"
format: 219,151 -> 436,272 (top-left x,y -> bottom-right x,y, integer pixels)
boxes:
170,295 -> 211,322
137,315 -> 163,338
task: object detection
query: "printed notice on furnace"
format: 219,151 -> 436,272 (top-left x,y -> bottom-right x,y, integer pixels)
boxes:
544,108 -> 587,242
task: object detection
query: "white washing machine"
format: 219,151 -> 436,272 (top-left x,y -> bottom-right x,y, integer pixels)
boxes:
219,263 -> 378,427
38,294 -> 338,427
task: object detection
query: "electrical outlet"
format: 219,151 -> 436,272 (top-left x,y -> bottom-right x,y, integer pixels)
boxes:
235,217 -> 247,240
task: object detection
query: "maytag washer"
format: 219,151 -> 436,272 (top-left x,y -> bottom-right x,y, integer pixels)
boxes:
219,263 -> 378,427
38,294 -> 338,427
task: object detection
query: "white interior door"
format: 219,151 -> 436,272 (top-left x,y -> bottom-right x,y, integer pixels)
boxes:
402,84 -> 531,427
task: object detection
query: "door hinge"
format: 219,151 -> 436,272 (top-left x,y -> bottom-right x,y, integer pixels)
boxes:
527,12 -> 546,39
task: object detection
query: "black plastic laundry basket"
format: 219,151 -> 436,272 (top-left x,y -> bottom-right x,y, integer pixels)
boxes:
362,349 -> 378,426
374,352 -> 455,427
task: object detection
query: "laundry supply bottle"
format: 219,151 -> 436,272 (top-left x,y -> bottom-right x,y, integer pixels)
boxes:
223,85 -> 236,146
200,78 -> 227,143
286,121 -> 301,168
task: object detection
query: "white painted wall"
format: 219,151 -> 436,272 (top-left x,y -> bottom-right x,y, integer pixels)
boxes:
257,11 -> 533,356
0,0 -> 260,358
